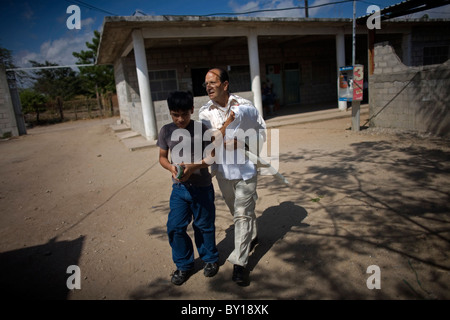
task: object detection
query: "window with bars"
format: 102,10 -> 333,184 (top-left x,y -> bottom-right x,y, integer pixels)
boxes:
423,46 -> 449,65
149,69 -> 178,101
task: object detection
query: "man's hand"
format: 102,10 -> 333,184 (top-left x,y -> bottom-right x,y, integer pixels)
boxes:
220,110 -> 235,138
226,110 -> 235,125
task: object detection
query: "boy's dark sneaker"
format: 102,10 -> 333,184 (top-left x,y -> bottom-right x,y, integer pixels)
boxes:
203,262 -> 219,277
171,269 -> 192,286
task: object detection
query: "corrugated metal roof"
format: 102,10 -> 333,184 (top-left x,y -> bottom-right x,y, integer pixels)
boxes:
356,0 -> 450,24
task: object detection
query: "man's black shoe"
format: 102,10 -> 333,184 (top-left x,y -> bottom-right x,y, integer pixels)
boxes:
171,269 -> 192,286
232,264 -> 246,284
203,262 -> 219,277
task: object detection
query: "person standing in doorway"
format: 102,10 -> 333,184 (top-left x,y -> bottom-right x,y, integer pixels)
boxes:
198,68 -> 266,285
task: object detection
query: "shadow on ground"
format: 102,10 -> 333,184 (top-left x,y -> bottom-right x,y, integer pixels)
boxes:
129,135 -> 450,299
0,236 -> 85,299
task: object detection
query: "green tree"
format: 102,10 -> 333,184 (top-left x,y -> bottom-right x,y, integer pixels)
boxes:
19,88 -> 47,123
0,46 -> 27,88
29,60 -> 81,121
0,47 -> 15,69
73,30 -> 115,114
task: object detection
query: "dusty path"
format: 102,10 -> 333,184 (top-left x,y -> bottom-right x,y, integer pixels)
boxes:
0,115 -> 449,300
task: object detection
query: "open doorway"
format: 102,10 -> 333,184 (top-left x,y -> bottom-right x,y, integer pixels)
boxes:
191,68 -> 209,97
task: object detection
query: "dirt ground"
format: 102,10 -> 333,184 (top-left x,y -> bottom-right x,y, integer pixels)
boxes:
0,114 -> 449,301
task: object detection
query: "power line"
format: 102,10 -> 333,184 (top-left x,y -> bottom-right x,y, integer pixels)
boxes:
201,0 -> 355,16
6,64 -> 95,72
64,0 -> 118,16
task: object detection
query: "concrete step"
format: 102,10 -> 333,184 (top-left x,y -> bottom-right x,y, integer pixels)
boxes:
115,130 -> 141,140
121,135 -> 157,151
110,123 -> 130,133
266,104 -> 369,128
110,124 -> 157,151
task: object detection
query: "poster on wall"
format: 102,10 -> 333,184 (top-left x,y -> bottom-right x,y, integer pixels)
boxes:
338,65 -> 364,102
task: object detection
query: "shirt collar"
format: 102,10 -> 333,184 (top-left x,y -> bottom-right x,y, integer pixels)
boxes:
209,94 -> 240,111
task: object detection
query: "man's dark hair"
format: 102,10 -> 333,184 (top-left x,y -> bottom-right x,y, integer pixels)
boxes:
167,91 -> 194,111
211,67 -> 229,83
209,67 -> 230,92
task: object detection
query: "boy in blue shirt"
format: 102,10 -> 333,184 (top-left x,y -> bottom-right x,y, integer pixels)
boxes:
157,91 -> 219,285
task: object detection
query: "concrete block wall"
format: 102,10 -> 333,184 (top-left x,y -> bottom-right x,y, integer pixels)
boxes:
114,58 -> 131,128
369,42 -> 450,137
114,57 -> 146,137
115,49 -> 255,137
113,37 -> 337,137
0,66 -> 19,138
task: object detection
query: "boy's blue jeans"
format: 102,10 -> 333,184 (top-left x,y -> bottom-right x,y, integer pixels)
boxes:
167,183 -> 218,271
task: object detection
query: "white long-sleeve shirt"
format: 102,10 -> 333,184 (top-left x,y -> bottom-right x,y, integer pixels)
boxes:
199,94 -> 266,181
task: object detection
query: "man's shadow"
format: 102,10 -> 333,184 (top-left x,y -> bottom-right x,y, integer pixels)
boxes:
216,201 -> 308,285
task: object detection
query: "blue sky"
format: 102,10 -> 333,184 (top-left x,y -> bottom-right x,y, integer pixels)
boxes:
1,0 -> 449,68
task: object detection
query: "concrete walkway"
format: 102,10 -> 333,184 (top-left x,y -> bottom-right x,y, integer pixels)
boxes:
110,104 -> 369,151
265,103 -> 368,128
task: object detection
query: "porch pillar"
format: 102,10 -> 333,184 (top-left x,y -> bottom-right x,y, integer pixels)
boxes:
336,31 -> 347,110
132,29 -> 157,140
247,31 -> 263,116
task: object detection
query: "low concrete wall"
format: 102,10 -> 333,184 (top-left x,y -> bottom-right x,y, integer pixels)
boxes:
369,43 -> 450,137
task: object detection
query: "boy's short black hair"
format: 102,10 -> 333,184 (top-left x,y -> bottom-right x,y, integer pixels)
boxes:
167,91 -> 194,111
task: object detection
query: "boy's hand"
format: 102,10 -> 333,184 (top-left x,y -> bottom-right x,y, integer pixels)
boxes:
170,165 -> 179,180
178,163 -> 193,182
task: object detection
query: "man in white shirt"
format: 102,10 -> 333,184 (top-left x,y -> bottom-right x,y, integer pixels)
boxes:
198,68 -> 266,285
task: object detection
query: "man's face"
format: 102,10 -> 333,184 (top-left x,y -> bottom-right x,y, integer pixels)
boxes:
204,69 -> 229,103
170,108 -> 193,129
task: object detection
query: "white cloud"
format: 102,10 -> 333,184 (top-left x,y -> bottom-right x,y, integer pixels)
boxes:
15,20 -> 102,69
308,0 -> 335,17
17,31 -> 92,67
228,0 -> 305,18
227,0 -> 361,18
228,0 -> 261,13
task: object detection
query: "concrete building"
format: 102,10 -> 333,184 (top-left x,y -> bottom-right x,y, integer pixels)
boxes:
363,20 -> 450,137
0,64 -> 23,139
96,15 -> 450,140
